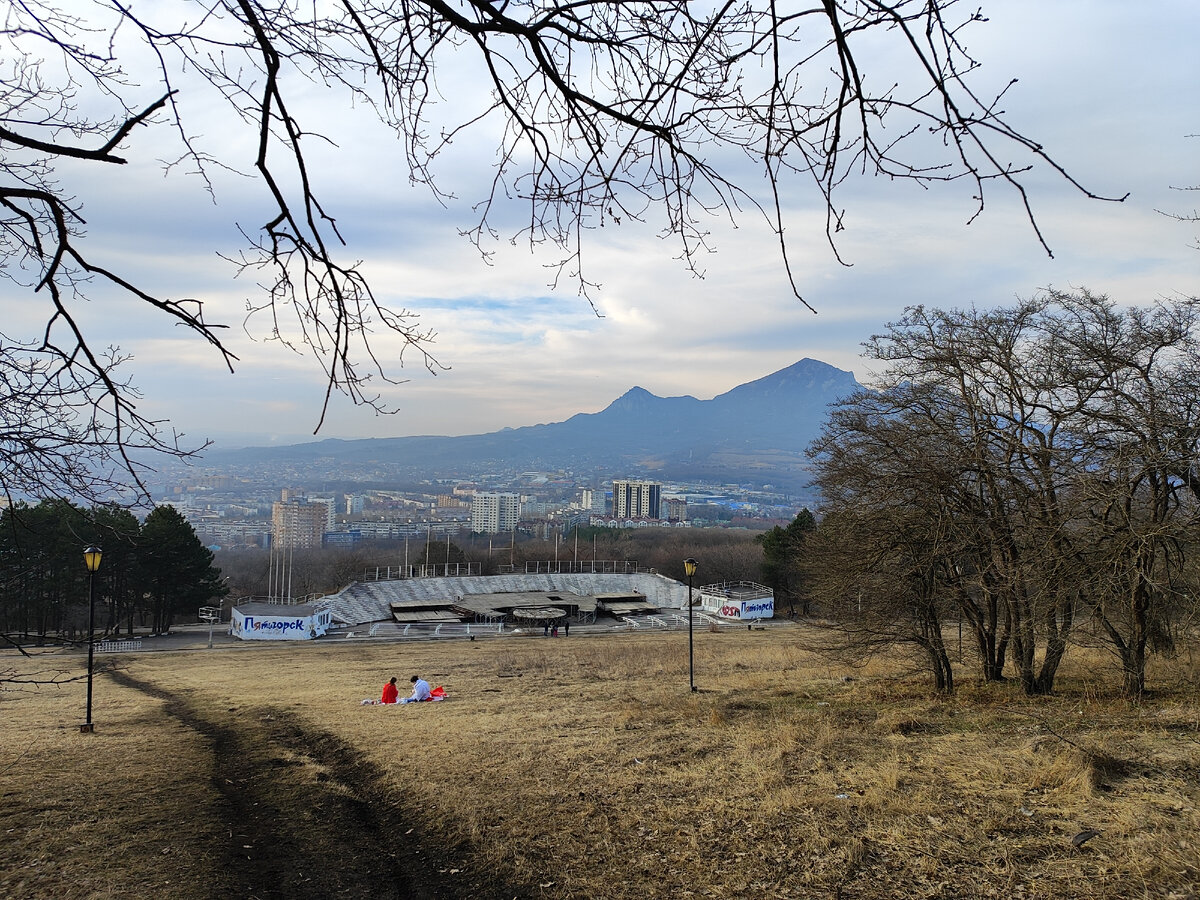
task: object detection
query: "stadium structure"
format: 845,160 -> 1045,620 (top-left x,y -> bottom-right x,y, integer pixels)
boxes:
230,569 -> 774,641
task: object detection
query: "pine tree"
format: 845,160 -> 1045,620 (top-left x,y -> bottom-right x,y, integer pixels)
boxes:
139,506 -> 227,634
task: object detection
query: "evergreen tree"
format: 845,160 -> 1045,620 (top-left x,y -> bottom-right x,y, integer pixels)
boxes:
139,506 -> 227,634
86,506 -> 143,636
756,510 -> 816,616
0,499 -> 90,641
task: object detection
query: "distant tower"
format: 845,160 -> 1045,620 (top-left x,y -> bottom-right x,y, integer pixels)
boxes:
309,496 -> 337,527
612,480 -> 661,519
272,500 -> 327,549
470,492 -> 520,533
663,497 -> 688,521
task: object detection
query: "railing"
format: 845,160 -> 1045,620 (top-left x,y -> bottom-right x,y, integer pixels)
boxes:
363,562 -> 482,581
494,560 -> 641,575
432,622 -> 505,638
619,613 -> 739,631
97,639 -> 142,652
238,593 -> 325,606
698,580 -> 774,601
341,621 -> 507,640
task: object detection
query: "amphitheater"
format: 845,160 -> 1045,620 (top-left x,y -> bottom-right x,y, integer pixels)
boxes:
322,570 -> 693,628
230,565 -> 775,641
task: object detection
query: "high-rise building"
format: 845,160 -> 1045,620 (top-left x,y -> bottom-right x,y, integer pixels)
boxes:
581,489 -> 607,513
663,497 -> 688,521
309,496 -> 337,527
272,500 -> 327,549
613,480 -> 662,519
470,492 -> 520,533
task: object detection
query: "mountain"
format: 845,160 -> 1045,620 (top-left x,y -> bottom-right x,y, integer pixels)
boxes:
201,358 -> 861,490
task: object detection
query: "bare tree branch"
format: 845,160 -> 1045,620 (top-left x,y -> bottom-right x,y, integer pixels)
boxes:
1,0 -> 1116,501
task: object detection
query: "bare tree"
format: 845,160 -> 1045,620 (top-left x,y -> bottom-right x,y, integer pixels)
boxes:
1,1 -> 1118,503
810,291 -> 1200,697
804,505 -> 958,693
0,340 -> 180,502
1156,134 -> 1197,250
1046,294 -> 1200,696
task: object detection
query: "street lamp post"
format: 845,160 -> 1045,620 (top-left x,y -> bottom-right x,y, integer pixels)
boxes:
684,557 -> 698,692
205,600 -> 222,649
81,546 -> 102,733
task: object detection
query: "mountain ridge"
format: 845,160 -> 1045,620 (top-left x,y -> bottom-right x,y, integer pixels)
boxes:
202,358 -> 861,490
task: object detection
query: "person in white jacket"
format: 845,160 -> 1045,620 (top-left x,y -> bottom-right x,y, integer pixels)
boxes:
402,675 -> 431,703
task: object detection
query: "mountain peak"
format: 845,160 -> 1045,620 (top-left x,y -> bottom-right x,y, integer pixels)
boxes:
601,385 -> 656,413
601,385 -> 703,413
714,357 -> 858,402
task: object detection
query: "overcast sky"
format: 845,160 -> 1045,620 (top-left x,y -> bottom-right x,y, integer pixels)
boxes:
47,1 -> 1200,451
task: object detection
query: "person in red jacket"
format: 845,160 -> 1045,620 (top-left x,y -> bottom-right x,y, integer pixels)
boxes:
381,677 -> 399,705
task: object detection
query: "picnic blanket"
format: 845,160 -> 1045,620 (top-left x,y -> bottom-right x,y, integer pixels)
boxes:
362,685 -> 446,705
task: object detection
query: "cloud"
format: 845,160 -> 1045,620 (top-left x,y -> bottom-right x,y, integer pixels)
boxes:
12,1 -> 1195,450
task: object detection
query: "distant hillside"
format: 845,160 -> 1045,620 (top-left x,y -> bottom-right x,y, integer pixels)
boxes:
203,358 -> 862,490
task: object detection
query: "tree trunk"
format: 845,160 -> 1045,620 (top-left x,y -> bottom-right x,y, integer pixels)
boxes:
1031,597 -> 1072,695
1123,577 -> 1151,698
921,640 -> 954,693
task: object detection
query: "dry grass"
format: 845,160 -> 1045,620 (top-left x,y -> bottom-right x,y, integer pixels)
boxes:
2,627 -> 1199,899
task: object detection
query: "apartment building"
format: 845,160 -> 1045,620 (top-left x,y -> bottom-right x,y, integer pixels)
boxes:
663,497 -> 688,521
272,500 -> 328,549
612,480 -> 662,519
580,488 -> 607,513
470,492 -> 520,534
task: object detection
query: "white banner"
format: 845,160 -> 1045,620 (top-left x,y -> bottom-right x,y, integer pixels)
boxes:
718,598 -> 774,620
231,608 -> 331,640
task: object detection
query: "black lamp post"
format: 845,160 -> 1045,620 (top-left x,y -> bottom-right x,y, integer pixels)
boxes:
684,557 -> 698,692
81,545 -> 102,733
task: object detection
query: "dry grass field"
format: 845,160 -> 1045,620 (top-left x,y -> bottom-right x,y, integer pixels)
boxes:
3,625 -> 1199,899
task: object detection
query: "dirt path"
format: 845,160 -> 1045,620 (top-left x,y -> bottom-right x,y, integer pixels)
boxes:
111,671 -> 530,899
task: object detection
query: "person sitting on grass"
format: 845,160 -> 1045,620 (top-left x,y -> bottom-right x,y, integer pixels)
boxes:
402,674 -> 431,704
381,677 -> 399,705
361,676 -> 401,706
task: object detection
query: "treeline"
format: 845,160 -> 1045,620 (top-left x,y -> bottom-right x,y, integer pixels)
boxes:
214,527 -> 769,602
802,291 -> 1200,697
0,500 -> 227,642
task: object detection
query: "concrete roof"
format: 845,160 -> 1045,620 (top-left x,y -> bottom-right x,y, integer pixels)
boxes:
324,571 -> 689,626
235,601 -> 323,617
454,590 -> 598,619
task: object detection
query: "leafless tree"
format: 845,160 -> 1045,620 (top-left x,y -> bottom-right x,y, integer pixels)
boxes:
0,340 -> 179,502
0,659 -> 89,693
1156,133 -> 1197,250
1,1 -> 1118,503
806,367 -> 1036,691
809,291 -> 1200,697
1044,294 -> 1200,695
803,505 -> 957,693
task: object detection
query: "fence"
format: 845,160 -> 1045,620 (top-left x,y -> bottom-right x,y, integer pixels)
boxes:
363,562 -> 482,581
97,639 -> 142,652
234,593 -> 325,606
619,613 -> 733,631
495,560 -> 642,575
